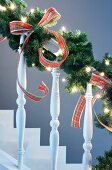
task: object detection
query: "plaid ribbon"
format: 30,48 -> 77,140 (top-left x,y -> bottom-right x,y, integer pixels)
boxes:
9,7 -> 69,67
72,71 -> 112,129
0,34 -> 6,42
8,7 -> 69,102
94,111 -> 112,132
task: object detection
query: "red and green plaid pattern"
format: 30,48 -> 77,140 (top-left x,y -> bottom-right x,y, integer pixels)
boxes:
9,7 -> 69,102
18,81 -> 48,102
72,71 -> 112,128
72,96 -> 86,128
0,34 -> 6,42
38,7 -> 61,27
90,72 -> 111,88
10,21 -> 33,35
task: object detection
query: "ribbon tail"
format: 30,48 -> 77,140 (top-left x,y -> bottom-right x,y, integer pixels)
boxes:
92,88 -> 105,105
94,110 -> 112,133
39,30 -> 69,68
72,96 -> 86,128
0,36 -> 6,42
18,80 -> 48,102
17,37 -> 49,102
38,7 -> 61,27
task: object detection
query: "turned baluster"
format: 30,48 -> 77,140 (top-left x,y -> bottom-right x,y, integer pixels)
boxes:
82,83 -> 93,170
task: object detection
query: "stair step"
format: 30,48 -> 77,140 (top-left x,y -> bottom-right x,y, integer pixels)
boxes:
0,141 -> 28,159
0,128 -> 40,144
0,149 -> 31,170
0,128 -> 40,159
24,158 -> 82,170
24,145 -> 66,170
25,145 -> 66,162
0,109 -> 83,170
0,110 -> 14,130
0,111 -> 40,144
64,164 -> 82,170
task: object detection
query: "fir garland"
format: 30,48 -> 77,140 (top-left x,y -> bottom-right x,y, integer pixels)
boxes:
0,0 -> 112,130
92,147 -> 112,170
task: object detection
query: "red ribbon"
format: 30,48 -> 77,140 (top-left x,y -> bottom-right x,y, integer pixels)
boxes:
0,35 -> 6,42
72,71 -> 112,130
9,7 -> 69,67
7,7 -> 69,102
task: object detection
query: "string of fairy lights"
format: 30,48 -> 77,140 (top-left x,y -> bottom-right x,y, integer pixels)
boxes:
0,3 -> 111,114
85,60 -> 111,114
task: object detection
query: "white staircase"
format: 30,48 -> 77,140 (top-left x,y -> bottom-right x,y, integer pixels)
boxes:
0,110 -> 82,170
0,149 -> 31,170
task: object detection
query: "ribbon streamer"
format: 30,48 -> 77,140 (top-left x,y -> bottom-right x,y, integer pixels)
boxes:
72,70 -> 112,131
0,34 -> 6,42
94,110 -> 112,133
8,7 -> 69,102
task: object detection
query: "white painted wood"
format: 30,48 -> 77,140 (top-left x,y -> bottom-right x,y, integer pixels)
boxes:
0,149 -> 31,170
0,109 -> 83,170
24,146 -> 66,170
0,110 -> 14,142
0,110 -> 14,129
82,83 -> 93,170
50,68 -> 60,170
16,34 -> 26,169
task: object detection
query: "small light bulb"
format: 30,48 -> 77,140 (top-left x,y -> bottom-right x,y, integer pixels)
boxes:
100,72 -> 105,77
104,108 -> 110,114
10,3 -> 16,10
44,9 -> 47,13
85,66 -> 91,73
0,5 -> 6,11
75,29 -> 81,36
42,50 -> 45,54
97,94 -> 101,99
30,8 -> 34,14
46,67 -> 52,72
21,16 -> 27,23
55,49 -> 63,57
105,59 -> 110,66
71,86 -> 78,93
3,7 -> 6,11
62,78 -> 66,82
61,26 -> 66,32
32,63 -> 35,67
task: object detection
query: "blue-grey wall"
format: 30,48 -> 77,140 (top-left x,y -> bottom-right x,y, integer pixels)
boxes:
0,0 -> 112,165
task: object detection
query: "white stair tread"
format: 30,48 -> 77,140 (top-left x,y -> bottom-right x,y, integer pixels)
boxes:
0,128 -> 40,158
65,164 -> 82,170
25,145 -> 66,163
0,141 -> 28,159
24,158 -> 82,170
25,145 -> 66,170
0,128 -> 40,144
0,110 -> 14,129
0,149 -> 31,170
0,110 -> 82,170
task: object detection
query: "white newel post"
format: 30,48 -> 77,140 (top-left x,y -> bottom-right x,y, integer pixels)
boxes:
50,68 -> 60,170
16,34 -> 26,169
82,83 -> 93,170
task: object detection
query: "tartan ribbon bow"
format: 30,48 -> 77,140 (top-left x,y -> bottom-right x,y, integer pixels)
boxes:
0,7 -> 68,102
72,70 -> 112,131
9,7 -> 69,68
